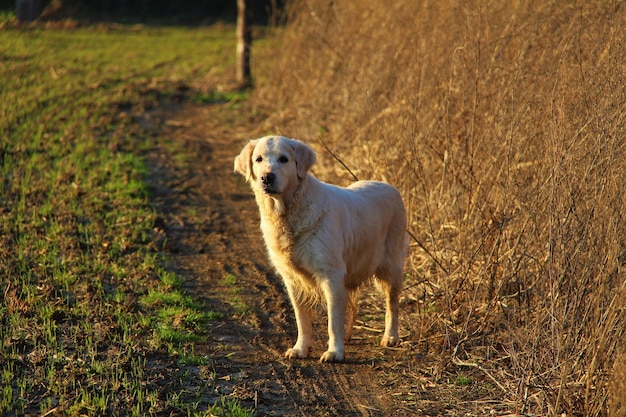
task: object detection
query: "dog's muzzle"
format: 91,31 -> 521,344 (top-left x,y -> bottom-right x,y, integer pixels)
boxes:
261,173 -> 278,194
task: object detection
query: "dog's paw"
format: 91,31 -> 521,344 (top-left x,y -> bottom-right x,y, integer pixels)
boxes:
319,350 -> 344,363
381,335 -> 400,347
284,347 -> 309,359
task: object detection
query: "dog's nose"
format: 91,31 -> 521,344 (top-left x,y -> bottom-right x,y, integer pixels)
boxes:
262,173 -> 275,185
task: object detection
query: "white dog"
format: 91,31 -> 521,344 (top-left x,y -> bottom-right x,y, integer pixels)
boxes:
234,136 -> 407,362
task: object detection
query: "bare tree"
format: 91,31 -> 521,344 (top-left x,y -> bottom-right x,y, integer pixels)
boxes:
236,0 -> 253,88
16,0 -> 37,23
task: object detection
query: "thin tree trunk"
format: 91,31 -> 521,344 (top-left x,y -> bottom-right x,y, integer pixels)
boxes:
16,0 -> 37,23
236,0 -> 253,88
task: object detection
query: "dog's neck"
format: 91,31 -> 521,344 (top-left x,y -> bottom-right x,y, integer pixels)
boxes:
257,174 -> 309,218
257,174 -> 325,246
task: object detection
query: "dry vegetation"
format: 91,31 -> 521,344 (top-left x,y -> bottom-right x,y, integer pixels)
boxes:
254,1 -> 626,415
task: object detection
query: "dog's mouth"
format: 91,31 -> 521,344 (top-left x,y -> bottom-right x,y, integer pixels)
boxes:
263,184 -> 280,195
262,186 -> 279,195
260,174 -> 281,195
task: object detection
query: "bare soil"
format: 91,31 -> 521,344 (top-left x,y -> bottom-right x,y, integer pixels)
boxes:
144,99 -> 502,417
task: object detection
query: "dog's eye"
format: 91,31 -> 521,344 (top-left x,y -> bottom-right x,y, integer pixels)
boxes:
255,156 -> 263,163
278,155 -> 289,163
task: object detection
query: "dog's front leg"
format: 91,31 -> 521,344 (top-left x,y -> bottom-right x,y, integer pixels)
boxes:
319,279 -> 347,363
284,281 -> 313,359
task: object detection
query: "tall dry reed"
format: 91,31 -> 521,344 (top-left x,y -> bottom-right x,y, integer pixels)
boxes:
255,1 -> 626,414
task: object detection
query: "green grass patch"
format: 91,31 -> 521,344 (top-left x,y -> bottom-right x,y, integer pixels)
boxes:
220,274 -> 252,318
0,23 -> 242,416
208,398 -> 255,417
191,89 -> 249,104
454,375 -> 473,386
176,350 -> 211,366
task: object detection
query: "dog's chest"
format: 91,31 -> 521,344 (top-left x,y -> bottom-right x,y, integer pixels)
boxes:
261,216 -> 321,281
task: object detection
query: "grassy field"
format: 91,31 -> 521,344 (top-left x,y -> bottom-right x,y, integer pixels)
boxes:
3,2 -> 626,415
0,20 -> 251,416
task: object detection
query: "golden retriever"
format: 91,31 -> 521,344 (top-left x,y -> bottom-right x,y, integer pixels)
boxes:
234,136 -> 407,362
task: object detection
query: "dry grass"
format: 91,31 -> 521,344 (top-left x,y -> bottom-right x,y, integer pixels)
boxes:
254,1 -> 626,415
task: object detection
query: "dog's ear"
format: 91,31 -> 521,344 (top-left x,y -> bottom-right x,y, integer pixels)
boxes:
290,139 -> 316,179
234,140 -> 258,182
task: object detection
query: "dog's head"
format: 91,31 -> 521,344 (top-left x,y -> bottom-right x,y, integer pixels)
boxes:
234,136 -> 316,196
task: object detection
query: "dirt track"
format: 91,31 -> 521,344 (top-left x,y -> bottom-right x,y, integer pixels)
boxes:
144,100 -> 496,416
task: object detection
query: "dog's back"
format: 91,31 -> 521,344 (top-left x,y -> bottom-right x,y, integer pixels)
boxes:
326,180 -> 406,286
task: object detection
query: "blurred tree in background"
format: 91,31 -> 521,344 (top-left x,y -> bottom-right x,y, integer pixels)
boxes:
3,0 -> 278,23
236,0 -> 253,87
15,0 -> 36,22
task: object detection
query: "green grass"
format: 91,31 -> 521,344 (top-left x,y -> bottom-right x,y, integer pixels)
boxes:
0,23 -> 252,416
191,89 -> 249,104
453,375 -> 473,386
207,398 -> 255,417
220,274 -> 252,319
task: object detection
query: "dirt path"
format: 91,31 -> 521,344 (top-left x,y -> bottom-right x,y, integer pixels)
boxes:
142,100 -> 498,416
143,100 -> 425,416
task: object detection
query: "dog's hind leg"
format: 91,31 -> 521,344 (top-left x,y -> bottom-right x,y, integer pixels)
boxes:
375,268 -> 402,347
344,289 -> 359,342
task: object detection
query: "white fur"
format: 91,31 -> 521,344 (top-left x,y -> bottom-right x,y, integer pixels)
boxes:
234,136 -> 407,362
